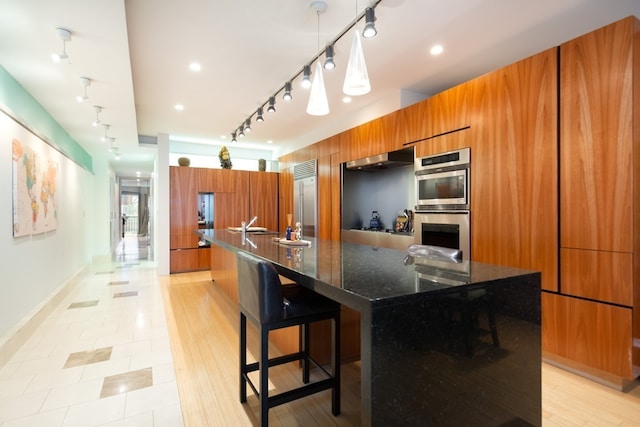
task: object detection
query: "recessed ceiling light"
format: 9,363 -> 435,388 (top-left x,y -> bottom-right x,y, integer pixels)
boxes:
430,44 -> 444,56
221,135 -> 227,139
189,62 -> 201,72
174,104 -> 184,111
342,96 -> 352,104
267,140 -> 273,144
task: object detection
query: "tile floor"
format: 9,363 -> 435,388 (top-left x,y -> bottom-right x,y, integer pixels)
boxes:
0,236 -> 182,426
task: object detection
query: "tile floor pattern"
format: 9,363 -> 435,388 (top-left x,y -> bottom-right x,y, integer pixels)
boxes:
0,237 -> 182,426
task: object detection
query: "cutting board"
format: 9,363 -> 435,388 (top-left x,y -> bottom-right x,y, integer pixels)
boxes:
274,238 -> 312,246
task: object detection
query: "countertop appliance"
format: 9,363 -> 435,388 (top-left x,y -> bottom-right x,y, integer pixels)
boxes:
415,147 -> 470,211
293,159 -> 318,238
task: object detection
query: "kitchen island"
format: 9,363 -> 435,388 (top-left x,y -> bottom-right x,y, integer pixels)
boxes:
200,229 -> 541,426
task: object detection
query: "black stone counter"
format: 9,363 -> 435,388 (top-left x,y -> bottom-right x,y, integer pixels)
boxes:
200,229 -> 541,426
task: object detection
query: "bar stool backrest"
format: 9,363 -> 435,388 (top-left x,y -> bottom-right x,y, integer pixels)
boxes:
237,251 -> 284,324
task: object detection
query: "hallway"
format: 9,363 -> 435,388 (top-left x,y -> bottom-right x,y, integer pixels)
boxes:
1,238 -> 640,425
0,237 -> 180,426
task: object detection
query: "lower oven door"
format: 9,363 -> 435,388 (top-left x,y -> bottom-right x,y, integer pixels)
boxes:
414,211 -> 470,261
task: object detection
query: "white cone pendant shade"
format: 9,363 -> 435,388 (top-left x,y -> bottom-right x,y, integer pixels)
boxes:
343,30 -> 371,96
307,61 -> 329,116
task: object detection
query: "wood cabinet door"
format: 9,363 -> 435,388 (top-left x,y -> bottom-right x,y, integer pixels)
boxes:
470,48 -> 558,292
542,293 -> 633,379
560,248 -> 633,306
249,171 -> 279,231
279,167 -> 294,232
560,17 -> 634,252
169,166 -> 198,250
426,82 -> 471,138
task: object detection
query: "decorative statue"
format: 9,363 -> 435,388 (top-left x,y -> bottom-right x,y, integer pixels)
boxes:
219,146 -> 232,169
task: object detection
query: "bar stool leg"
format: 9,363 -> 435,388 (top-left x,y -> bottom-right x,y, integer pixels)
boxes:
259,327 -> 269,427
332,314 -> 341,415
302,323 -> 310,383
239,313 -> 247,403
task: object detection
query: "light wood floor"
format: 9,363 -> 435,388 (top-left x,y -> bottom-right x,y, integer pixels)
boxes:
160,271 -> 640,426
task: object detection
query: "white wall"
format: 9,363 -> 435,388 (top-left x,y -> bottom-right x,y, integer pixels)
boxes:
0,113 -> 94,341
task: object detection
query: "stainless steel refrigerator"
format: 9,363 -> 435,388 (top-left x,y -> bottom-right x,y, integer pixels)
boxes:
293,159 -> 317,238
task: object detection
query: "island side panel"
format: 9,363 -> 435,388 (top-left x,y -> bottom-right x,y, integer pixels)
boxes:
366,274 -> 541,426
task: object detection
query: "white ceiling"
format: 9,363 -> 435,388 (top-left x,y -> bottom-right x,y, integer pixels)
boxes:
2,0 -> 640,178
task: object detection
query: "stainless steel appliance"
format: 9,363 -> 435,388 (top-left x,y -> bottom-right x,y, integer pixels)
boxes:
293,159 -> 318,238
414,148 -> 471,259
413,211 -> 470,261
345,148 -> 414,171
415,147 -> 470,211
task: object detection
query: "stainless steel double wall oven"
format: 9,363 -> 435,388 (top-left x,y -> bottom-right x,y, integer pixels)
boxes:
414,147 -> 471,260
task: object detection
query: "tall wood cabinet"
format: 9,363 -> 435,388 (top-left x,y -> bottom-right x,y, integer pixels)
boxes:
543,16 -> 640,384
170,166 -> 279,273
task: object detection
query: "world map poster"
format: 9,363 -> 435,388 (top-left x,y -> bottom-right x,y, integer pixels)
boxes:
7,112 -> 59,237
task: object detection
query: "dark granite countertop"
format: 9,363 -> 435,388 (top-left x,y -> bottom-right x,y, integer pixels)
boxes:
199,229 -> 539,312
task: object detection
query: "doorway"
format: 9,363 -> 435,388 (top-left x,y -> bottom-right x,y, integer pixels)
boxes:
117,177 -> 151,262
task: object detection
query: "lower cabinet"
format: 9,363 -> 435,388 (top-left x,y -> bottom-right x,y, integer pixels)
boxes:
542,292 -> 633,382
170,247 -> 211,273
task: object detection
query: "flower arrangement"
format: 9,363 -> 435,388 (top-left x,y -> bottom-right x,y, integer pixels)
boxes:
219,146 -> 232,169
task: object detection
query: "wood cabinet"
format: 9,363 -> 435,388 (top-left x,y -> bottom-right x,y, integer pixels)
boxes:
170,167 -> 278,273
276,16 -> 640,386
552,16 -> 640,384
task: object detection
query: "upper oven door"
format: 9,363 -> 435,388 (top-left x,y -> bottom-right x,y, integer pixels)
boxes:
415,169 -> 469,211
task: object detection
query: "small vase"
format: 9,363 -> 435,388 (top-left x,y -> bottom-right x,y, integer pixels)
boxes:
258,158 -> 266,171
178,157 -> 190,167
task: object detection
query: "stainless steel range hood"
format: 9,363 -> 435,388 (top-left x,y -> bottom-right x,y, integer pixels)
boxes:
345,148 -> 414,171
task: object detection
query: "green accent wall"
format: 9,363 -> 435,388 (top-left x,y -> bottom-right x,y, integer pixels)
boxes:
0,65 -> 93,173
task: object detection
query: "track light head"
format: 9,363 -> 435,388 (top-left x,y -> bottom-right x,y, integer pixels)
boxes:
363,7 -> 377,38
231,132 -> 237,143
244,118 -> 252,133
301,65 -> 312,88
77,77 -> 91,103
324,45 -> 335,70
92,106 -> 102,127
283,82 -> 293,101
267,97 -> 276,113
101,123 -> 111,142
238,126 -> 245,137
256,107 -> 264,122
52,28 -> 72,63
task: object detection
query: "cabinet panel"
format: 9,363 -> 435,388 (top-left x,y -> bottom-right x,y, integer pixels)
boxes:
317,155 -> 332,240
561,248 -> 633,306
278,167 -> 294,233
426,82 -> 471,137
249,171 -> 279,231
470,48 -> 558,292
542,293 -> 633,379
560,17 -> 633,252
170,249 -> 200,273
170,167 -> 198,250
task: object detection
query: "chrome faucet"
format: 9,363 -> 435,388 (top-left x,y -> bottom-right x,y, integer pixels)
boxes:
241,216 -> 258,238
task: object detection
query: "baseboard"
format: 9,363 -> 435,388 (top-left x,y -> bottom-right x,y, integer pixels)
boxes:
542,351 -> 639,392
0,264 -> 89,368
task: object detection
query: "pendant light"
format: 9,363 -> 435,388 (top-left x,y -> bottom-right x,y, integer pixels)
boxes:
343,2 -> 371,96
306,1 -> 329,116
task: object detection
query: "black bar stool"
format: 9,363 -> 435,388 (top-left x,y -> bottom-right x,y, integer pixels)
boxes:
237,251 -> 341,426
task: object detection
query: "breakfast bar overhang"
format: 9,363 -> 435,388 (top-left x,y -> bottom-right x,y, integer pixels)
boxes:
200,230 -> 541,426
